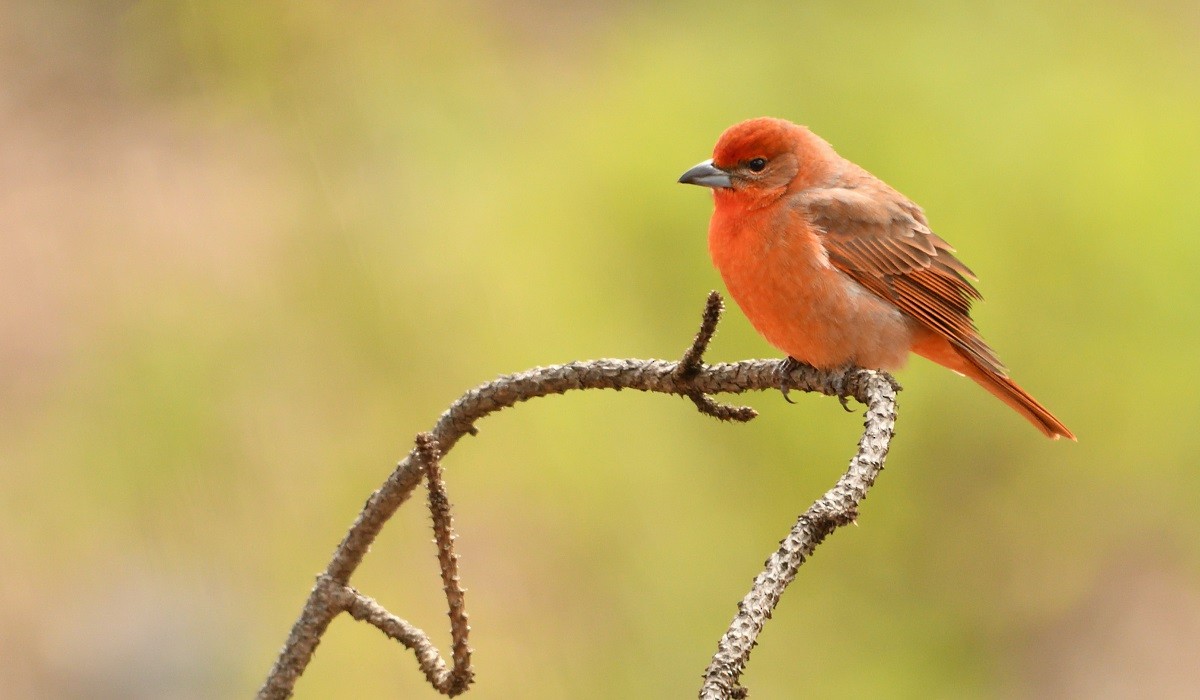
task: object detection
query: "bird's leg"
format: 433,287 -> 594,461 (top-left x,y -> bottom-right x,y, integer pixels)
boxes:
776,356 -> 803,404
831,367 -> 856,413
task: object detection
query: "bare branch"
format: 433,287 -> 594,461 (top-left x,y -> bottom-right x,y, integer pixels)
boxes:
339,583 -> 466,693
677,290 -> 725,373
416,433 -> 473,695
259,574 -> 346,697
675,291 -> 758,422
698,369 -> 900,700
257,293 -> 901,699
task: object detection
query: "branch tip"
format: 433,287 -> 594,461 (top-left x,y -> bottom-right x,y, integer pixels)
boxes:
676,291 -> 757,422
415,431 -> 442,470
677,290 -> 724,377
688,393 -> 758,423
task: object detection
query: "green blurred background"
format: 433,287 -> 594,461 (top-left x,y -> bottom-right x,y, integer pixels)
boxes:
3,1 -> 1199,697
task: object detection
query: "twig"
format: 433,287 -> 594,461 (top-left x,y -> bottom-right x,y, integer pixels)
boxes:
415,433 -> 473,695
674,291 -> 758,422
257,293 -> 900,699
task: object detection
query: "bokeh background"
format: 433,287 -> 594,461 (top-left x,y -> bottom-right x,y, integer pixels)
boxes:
3,1 -> 1199,698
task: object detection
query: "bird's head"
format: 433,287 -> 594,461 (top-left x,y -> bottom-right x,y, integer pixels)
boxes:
679,117 -> 832,205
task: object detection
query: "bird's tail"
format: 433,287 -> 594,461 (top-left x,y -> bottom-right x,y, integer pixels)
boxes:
959,358 -> 1075,440
914,336 -> 1075,441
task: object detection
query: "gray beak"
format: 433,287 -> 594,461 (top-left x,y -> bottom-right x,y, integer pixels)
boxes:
678,159 -> 733,189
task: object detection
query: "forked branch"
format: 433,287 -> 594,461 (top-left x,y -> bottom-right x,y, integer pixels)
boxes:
257,292 -> 899,700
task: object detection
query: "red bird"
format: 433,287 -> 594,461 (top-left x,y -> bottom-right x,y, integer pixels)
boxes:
680,117 -> 1074,440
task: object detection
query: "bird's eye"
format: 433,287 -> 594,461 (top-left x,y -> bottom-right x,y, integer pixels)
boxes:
747,158 -> 767,172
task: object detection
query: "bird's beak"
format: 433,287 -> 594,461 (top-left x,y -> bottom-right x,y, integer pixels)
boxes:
678,159 -> 733,189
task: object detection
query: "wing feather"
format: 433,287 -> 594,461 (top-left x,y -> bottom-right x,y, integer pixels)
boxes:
799,183 -> 1005,374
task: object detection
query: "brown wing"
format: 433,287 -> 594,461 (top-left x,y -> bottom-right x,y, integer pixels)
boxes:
798,184 -> 1006,375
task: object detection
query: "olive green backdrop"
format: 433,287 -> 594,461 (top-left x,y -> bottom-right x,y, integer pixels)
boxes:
3,1 -> 1199,697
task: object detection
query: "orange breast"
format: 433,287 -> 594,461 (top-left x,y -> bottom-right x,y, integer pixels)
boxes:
708,202 -> 916,370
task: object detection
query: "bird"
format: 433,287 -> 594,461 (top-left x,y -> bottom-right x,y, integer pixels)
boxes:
679,117 -> 1074,440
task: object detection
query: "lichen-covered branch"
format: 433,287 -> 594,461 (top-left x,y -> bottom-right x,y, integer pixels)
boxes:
257,293 -> 900,699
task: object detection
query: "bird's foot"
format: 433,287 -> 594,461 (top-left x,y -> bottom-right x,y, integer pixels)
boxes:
776,356 -> 803,404
832,369 -> 856,412
777,358 -> 859,412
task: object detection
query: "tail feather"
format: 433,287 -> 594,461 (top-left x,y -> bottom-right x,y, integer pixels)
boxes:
960,359 -> 1076,440
912,334 -> 1075,440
